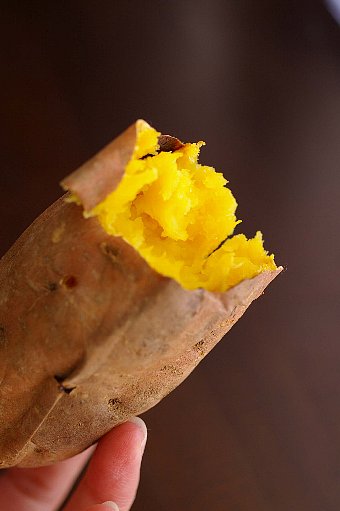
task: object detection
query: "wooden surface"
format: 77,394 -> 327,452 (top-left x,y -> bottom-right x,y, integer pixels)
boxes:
1,2 -> 340,510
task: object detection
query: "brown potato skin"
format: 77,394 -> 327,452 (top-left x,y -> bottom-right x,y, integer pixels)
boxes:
0,121 -> 282,468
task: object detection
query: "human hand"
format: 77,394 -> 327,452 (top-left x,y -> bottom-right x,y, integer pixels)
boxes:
0,417 -> 147,511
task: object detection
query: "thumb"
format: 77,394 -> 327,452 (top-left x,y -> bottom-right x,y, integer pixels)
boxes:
65,417 -> 147,511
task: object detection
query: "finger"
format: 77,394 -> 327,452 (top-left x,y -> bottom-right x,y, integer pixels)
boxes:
0,446 -> 94,511
65,417 -> 147,511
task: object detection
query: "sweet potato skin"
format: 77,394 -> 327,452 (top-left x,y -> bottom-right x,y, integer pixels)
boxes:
0,121 -> 282,468
0,196 -> 163,467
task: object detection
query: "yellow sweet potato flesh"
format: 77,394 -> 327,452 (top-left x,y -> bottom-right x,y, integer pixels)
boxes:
85,121 -> 276,292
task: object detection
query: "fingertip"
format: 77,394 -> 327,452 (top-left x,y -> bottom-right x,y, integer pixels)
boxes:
66,417 -> 147,511
101,502 -> 120,510
125,416 -> 147,454
95,416 -> 147,459
86,502 -> 119,511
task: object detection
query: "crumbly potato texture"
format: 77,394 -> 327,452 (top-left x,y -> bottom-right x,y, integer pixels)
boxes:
85,121 -> 276,292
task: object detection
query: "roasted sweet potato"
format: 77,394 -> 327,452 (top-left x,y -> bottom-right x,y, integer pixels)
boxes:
0,120 -> 282,468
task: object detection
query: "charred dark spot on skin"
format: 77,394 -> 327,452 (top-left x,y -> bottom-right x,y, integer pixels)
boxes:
100,242 -> 134,280
158,135 -> 184,153
100,242 -> 120,262
160,364 -> 184,376
140,135 -> 185,160
60,275 -> 78,289
193,339 -> 206,356
108,398 -> 122,411
33,445 -> 46,454
47,282 -> 58,292
0,324 -> 7,347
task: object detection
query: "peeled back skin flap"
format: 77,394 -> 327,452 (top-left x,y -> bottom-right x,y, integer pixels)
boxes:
0,121 -> 282,468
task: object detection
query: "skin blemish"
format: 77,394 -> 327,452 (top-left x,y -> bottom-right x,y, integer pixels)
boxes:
160,364 -> 184,376
54,374 -> 76,394
193,339 -> 206,357
108,398 -> 122,412
60,275 -> 78,289
100,242 -> 120,262
57,383 -> 75,394
100,242 -> 130,278
140,135 -> 184,160
158,134 -> 184,152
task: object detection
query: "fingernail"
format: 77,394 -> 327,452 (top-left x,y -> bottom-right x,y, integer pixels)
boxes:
128,416 -> 147,454
100,502 -> 119,510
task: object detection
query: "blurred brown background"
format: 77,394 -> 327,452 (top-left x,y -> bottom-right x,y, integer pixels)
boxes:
1,1 -> 340,510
